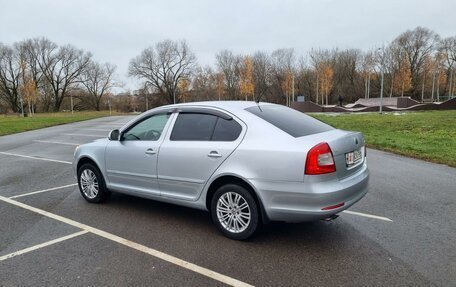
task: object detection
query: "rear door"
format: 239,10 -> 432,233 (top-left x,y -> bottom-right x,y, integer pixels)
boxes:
158,109 -> 244,201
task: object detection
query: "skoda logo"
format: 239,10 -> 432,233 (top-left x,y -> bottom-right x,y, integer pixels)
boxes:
354,137 -> 359,145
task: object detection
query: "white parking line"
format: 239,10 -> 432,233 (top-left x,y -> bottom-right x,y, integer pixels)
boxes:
9,183 -> 78,199
34,140 -> 80,146
0,230 -> 88,262
342,210 -> 393,222
84,128 -> 111,131
0,195 -> 253,287
0,152 -> 71,164
63,133 -> 103,138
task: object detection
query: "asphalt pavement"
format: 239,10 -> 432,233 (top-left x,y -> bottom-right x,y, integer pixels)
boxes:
0,116 -> 454,286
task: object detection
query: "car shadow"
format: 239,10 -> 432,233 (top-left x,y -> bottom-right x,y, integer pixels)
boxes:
105,192 -> 346,245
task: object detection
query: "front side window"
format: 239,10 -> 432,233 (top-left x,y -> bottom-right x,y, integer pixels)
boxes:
122,113 -> 170,141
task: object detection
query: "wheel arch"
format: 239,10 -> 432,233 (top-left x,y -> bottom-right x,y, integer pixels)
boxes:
77,156 -> 101,173
205,175 -> 269,224
76,156 -> 109,186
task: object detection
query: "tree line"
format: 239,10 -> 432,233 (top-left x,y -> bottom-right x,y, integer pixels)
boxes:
0,38 -> 117,114
1,26 -> 455,114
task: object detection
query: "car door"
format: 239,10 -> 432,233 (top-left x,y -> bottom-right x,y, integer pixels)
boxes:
158,109 -> 244,201
105,112 -> 172,196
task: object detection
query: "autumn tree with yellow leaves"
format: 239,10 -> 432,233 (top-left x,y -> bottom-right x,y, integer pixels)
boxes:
316,63 -> 333,105
178,78 -> 190,103
239,56 -> 254,101
394,62 -> 412,97
215,73 -> 224,100
20,74 -> 38,116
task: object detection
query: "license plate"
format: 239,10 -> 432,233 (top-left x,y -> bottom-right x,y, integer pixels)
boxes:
346,148 -> 362,166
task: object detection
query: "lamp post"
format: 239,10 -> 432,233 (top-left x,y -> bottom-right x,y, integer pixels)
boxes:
292,73 -> 295,104
20,96 -> 25,117
378,47 -> 384,114
70,94 -> 74,114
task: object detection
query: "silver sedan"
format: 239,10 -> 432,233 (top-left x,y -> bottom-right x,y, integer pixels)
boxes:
73,101 -> 369,240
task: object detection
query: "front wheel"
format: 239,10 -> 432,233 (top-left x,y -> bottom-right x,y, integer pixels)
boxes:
77,163 -> 110,203
211,184 -> 259,240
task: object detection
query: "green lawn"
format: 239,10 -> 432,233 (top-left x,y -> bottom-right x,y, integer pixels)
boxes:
312,110 -> 456,167
0,111 -> 120,136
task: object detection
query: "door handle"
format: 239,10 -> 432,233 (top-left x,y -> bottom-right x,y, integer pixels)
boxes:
207,151 -> 222,158
145,148 -> 156,155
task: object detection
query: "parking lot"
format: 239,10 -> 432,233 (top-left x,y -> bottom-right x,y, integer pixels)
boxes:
0,115 -> 455,286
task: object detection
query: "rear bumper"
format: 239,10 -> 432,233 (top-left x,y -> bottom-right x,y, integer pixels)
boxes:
251,162 -> 369,222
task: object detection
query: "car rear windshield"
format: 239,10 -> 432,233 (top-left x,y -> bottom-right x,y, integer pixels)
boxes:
245,105 -> 334,137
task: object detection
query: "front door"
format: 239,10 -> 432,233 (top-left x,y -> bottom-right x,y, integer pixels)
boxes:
105,113 -> 172,196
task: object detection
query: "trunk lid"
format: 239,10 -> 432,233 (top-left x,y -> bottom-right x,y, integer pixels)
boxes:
297,129 -> 366,180
327,130 -> 365,179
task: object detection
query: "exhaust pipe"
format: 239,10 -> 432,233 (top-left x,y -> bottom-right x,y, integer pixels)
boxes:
322,214 -> 339,222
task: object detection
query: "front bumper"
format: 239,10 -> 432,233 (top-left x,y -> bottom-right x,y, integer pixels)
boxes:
251,162 -> 369,222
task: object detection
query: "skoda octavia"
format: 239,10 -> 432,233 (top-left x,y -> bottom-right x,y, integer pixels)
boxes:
73,101 -> 369,240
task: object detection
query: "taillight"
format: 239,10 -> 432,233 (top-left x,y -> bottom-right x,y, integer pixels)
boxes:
305,142 -> 336,175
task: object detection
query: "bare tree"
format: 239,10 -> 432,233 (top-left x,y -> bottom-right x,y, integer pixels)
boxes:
0,43 -> 22,112
27,38 -> 92,111
50,45 -> 91,111
128,40 -> 196,104
215,50 -> 242,99
440,37 -> 456,63
295,56 -> 314,102
79,61 -> 117,110
392,27 -> 440,98
439,37 -> 456,98
192,66 -> 216,101
16,39 -> 48,89
252,51 -> 272,102
360,51 -> 375,99
271,48 -> 295,105
332,49 -> 362,100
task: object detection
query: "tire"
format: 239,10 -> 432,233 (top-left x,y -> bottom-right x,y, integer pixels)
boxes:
77,163 -> 110,203
211,184 -> 259,240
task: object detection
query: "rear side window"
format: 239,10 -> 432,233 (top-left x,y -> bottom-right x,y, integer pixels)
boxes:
170,113 -> 217,141
212,118 -> 242,141
245,105 -> 333,137
170,113 -> 242,141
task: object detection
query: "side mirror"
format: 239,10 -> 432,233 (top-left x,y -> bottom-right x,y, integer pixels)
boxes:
108,129 -> 120,141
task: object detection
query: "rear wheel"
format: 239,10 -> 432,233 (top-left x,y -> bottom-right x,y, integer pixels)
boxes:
211,184 -> 259,240
77,163 -> 110,203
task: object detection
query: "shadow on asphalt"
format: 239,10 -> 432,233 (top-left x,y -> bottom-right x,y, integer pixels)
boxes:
104,192 -> 342,244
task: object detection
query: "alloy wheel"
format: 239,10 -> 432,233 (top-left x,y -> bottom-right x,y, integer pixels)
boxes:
80,169 -> 99,199
216,191 -> 251,233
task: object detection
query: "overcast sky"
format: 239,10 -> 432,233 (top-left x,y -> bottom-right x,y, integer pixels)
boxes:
1,0 -> 455,91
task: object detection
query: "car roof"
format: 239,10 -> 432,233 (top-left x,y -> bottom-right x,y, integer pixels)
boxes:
157,101 -> 276,114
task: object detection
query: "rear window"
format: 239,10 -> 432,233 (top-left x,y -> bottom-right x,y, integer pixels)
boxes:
245,105 -> 333,137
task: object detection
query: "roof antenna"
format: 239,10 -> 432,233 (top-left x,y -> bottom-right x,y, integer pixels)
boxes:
255,95 -> 263,112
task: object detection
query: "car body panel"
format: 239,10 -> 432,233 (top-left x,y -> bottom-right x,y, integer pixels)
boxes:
73,101 -> 369,223
157,107 -> 247,201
